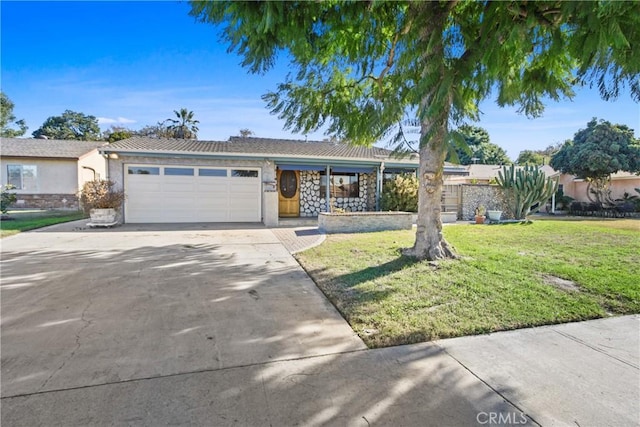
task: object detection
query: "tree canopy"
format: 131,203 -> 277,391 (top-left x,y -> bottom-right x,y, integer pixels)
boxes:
32,110 -> 101,140
103,126 -> 134,143
447,125 -> 511,165
516,150 -> 546,166
550,118 -> 639,204
550,118 -> 640,184
0,92 -> 28,137
516,143 -> 563,165
166,108 -> 199,139
190,1 -> 640,260
238,128 -> 255,138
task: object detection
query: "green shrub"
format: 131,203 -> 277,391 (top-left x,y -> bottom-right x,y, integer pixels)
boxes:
554,187 -> 574,210
1,184 -> 17,214
381,174 -> 418,212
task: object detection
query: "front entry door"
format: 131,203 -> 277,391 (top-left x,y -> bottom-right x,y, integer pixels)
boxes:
278,170 -> 300,217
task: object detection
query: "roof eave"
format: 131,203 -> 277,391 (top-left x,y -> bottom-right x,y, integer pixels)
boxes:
0,154 -> 81,160
100,147 -> 420,166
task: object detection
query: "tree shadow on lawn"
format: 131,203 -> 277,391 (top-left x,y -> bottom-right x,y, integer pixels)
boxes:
308,255 -> 422,310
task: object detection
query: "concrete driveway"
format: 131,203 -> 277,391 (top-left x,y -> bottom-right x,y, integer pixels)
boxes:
1,222 -> 365,398
2,221 -> 637,426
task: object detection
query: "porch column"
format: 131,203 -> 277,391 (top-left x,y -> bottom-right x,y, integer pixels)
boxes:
325,165 -> 331,212
376,162 -> 385,211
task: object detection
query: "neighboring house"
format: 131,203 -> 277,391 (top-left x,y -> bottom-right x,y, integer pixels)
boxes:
443,164 -> 509,184
101,136 -> 467,226
0,138 -> 107,209
539,165 -> 640,204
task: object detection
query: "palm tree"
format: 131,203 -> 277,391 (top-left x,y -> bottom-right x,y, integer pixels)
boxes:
166,108 -> 199,139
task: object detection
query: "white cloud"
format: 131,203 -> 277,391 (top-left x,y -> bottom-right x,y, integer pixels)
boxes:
97,116 -> 137,125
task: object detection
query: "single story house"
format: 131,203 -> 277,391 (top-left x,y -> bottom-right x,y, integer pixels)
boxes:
0,138 -> 107,210
101,136 -> 467,226
538,165 -> 640,204
443,164 -> 510,185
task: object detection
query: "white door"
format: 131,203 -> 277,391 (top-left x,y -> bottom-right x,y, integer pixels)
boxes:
124,165 -> 261,223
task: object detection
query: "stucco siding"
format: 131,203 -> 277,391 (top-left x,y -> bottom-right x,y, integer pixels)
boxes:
77,149 -> 108,187
1,157 -> 78,194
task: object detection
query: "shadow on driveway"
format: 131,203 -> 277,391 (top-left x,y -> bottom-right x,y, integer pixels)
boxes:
1,228 -> 364,398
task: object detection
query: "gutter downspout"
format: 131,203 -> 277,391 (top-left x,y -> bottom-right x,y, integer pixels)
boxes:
82,166 -> 97,180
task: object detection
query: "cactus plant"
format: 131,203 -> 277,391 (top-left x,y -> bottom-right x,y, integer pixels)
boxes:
496,165 -> 558,220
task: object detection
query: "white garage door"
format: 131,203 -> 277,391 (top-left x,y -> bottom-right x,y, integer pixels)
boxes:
124,165 -> 261,223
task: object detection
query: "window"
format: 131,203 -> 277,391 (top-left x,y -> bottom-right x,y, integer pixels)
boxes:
231,169 -> 259,178
165,167 -> 194,176
128,166 -> 160,175
320,172 -> 359,198
7,165 -> 38,191
199,168 -> 227,177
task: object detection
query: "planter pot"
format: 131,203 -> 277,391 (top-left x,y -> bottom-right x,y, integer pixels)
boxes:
475,215 -> 485,224
487,210 -> 502,221
89,208 -> 118,227
440,212 -> 458,223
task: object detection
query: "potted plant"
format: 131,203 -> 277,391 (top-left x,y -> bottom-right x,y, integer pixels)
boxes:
475,205 -> 486,224
80,180 -> 125,227
487,210 -> 502,221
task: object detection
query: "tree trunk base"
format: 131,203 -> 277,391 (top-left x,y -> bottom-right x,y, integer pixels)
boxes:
402,238 -> 459,261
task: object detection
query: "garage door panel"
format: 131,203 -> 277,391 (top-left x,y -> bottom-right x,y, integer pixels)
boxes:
162,193 -> 195,202
197,199 -> 226,209
231,209 -> 260,221
196,209 -> 228,221
127,181 -> 163,192
125,165 -> 260,223
162,182 -> 195,193
229,196 -> 258,207
197,182 -> 229,193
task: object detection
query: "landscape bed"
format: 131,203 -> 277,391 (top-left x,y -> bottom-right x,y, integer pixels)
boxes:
296,219 -> 640,348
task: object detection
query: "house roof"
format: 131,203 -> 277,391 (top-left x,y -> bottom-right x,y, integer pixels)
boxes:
1,138 -> 107,159
104,136 -> 470,174
106,136 -> 401,159
464,164 -> 509,180
443,164 -> 510,181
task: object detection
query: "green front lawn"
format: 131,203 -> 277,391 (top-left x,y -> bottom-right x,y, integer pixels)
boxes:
296,219 -> 640,348
0,210 -> 86,238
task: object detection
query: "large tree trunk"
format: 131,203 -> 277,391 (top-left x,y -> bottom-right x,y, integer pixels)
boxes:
403,118 -> 458,261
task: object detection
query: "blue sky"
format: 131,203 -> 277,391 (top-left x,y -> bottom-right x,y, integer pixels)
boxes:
2,1 -> 639,160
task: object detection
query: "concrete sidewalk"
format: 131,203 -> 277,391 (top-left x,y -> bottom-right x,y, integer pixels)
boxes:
436,315 -> 639,426
271,226 -> 326,254
3,315 -> 637,426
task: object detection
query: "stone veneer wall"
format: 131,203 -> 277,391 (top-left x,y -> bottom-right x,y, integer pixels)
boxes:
13,194 -> 79,210
299,171 -> 376,217
461,184 -> 514,220
318,211 -> 412,233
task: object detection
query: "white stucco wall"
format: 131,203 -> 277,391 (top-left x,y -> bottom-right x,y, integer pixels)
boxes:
0,157 -> 78,194
77,149 -> 108,188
